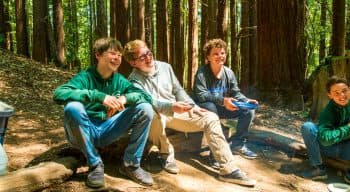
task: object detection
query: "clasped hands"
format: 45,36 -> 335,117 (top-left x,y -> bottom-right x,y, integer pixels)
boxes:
103,95 -> 127,118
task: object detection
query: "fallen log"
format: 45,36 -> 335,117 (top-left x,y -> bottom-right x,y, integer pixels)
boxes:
0,156 -> 79,192
248,129 -> 350,171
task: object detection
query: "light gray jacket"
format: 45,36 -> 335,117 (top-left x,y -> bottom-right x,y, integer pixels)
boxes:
128,61 -> 195,116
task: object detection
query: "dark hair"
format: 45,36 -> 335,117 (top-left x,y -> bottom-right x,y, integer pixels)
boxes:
203,38 -> 227,63
326,76 -> 349,93
93,37 -> 123,66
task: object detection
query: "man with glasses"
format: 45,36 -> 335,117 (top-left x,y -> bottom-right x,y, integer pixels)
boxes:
123,39 -> 256,187
53,37 -> 154,187
301,76 -> 350,183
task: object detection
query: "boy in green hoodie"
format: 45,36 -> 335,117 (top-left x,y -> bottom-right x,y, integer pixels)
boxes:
53,37 -> 154,188
301,76 -> 350,183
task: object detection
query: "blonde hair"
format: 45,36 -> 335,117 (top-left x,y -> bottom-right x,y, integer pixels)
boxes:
123,40 -> 148,62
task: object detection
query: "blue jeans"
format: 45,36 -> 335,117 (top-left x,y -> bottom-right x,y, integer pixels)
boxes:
63,101 -> 153,167
197,102 -> 255,144
301,121 -> 350,167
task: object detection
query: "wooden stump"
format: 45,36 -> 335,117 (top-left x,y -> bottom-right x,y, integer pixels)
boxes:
310,57 -> 350,121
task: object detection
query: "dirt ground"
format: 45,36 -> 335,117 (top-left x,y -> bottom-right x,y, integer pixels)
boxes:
0,50 -> 347,191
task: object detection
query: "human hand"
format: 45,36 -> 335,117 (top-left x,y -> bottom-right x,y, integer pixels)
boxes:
172,101 -> 193,114
104,95 -> 126,118
188,105 -> 207,118
224,97 -> 239,111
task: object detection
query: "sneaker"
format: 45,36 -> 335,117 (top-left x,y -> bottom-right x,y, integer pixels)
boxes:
119,163 -> 154,186
232,144 -> 258,159
344,169 -> 350,184
302,167 -> 328,180
160,158 -> 179,174
218,169 -> 256,187
86,162 -> 105,188
207,154 -> 220,170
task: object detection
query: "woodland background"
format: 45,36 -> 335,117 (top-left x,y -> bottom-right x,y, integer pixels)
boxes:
1,0 -> 350,117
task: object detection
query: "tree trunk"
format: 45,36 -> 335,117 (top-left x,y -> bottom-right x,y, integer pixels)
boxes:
171,0 -> 183,85
208,0 -> 217,39
230,0 -> 239,74
331,0 -> 345,56
113,0 -> 131,76
319,0 -> 327,62
53,0 -> 65,67
15,0 -> 29,57
240,0 -> 250,94
144,0 -> 152,50
187,0 -> 198,90
248,0 -> 258,97
131,0 -> 144,41
70,0 -> 80,69
0,0 -> 12,50
257,0 -> 306,109
217,0 -> 228,41
32,0 -> 50,64
96,0 -> 108,38
200,0 -> 209,65
156,0 -> 168,62
111,0 -> 130,45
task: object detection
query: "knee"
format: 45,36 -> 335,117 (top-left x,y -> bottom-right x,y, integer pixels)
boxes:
135,103 -> 154,121
301,121 -> 317,137
241,109 -> 255,120
64,102 -> 85,116
199,102 -> 218,113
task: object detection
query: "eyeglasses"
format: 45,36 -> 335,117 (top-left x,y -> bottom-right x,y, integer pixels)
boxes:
134,50 -> 153,61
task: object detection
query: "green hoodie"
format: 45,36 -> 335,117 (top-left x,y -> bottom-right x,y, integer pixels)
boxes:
318,100 -> 350,146
53,67 -> 152,120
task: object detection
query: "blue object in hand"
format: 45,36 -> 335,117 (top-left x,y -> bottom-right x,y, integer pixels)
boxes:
232,101 -> 258,110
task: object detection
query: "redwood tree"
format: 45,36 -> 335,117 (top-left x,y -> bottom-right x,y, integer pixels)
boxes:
15,0 -> 29,56
331,0 -> 345,56
53,0 -> 65,67
257,0 -> 307,108
156,0 -> 168,62
33,0 -> 50,64
187,0 -> 198,90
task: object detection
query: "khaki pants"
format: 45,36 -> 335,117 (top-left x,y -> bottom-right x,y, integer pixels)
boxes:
148,110 -> 239,175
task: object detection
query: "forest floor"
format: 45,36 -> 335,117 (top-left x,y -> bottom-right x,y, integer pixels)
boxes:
0,49 -> 348,192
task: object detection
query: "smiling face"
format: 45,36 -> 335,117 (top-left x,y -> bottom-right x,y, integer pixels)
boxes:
207,47 -> 227,68
130,46 -> 155,74
328,83 -> 350,106
96,49 -> 122,78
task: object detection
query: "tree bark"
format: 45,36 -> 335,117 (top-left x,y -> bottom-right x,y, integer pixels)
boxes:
187,0 -> 198,90
0,0 -> 12,50
15,0 -> 29,57
240,0 -> 250,94
257,0 -> 306,109
171,0 -> 183,85
144,0 -> 152,50
248,0 -> 257,97
319,0 -> 327,62
230,0 -> 239,74
200,0 -> 209,65
331,0 -> 345,56
156,0 -> 168,62
217,0 -> 228,41
32,0 -> 50,64
96,0 -> 108,38
53,0 -> 65,67
208,0 -> 217,39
